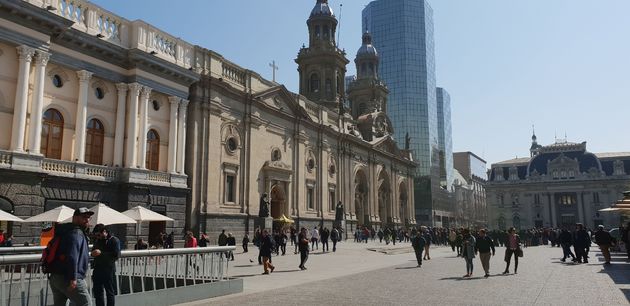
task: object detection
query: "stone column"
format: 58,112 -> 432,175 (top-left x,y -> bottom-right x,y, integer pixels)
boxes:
549,193 -> 557,228
125,83 -> 142,168
74,70 -> 93,162
28,50 -> 50,155
176,99 -> 188,174
113,83 -> 128,167
167,96 -> 179,173
137,86 -> 152,169
10,46 -> 35,152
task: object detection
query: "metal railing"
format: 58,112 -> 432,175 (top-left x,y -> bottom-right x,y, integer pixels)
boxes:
0,246 -> 235,306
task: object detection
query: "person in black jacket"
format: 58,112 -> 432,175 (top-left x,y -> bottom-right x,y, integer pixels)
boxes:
475,229 -> 495,278
320,227 -> 330,252
558,228 -> 575,262
260,229 -> 275,274
49,207 -> 93,306
91,224 -> 121,306
298,227 -> 310,270
573,223 -> 590,263
226,233 -> 236,261
411,228 -> 426,267
594,225 -> 613,265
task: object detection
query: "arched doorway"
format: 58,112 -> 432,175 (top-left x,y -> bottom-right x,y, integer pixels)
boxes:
41,108 -> 64,159
399,182 -> 408,225
146,129 -> 159,171
270,184 -> 286,219
85,118 -> 104,165
377,170 -> 391,226
354,169 -> 368,226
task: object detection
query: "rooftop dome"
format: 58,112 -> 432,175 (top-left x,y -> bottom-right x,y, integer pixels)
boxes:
356,31 -> 378,57
310,0 -> 334,18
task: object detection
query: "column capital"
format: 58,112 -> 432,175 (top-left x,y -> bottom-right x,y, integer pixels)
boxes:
128,82 -> 143,94
141,86 -> 152,98
76,70 -> 93,82
168,96 -> 179,105
16,46 -> 36,61
180,99 -> 189,109
115,83 -> 128,94
34,51 -> 50,66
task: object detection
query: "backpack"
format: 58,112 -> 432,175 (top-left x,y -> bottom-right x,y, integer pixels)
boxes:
41,236 -> 65,274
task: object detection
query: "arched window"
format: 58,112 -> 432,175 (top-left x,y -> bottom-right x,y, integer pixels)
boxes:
325,78 -> 332,93
85,119 -> 104,165
146,129 -> 160,171
41,109 -> 64,159
310,73 -> 320,93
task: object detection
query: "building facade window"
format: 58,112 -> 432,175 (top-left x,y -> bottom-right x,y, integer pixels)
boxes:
85,118 -> 104,165
593,192 -> 600,203
329,189 -> 335,212
41,109 -> 64,159
52,75 -> 63,88
225,174 -> 236,203
146,129 -> 160,171
307,186 -> 314,210
310,73 -> 320,93
95,87 -> 105,99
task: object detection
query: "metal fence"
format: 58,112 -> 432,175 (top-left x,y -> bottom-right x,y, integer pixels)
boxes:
0,246 -> 235,306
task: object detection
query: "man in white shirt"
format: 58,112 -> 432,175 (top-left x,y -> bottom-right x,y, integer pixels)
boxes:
311,226 -> 320,250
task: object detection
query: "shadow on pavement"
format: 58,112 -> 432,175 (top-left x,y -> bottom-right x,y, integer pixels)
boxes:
395,266 -> 420,270
271,269 -> 301,273
232,273 -> 261,278
621,289 -> 630,302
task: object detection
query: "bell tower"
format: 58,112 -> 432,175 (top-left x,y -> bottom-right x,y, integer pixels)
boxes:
296,0 -> 349,110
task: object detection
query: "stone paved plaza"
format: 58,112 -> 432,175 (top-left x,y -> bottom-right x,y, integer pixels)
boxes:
177,241 -> 629,306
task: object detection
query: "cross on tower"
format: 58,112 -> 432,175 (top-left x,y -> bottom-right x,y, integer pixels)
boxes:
269,60 -> 279,82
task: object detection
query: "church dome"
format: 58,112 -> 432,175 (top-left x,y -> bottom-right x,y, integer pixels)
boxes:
310,0 -> 334,18
356,31 -> 378,57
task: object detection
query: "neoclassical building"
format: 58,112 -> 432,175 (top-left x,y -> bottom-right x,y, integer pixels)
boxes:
0,0 -> 196,245
187,0 -> 416,239
486,134 -> 630,230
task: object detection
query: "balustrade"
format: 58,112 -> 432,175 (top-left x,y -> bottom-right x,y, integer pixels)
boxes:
222,64 -> 246,86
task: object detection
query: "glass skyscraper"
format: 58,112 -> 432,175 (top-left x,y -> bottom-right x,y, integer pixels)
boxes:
363,0 -> 438,176
437,87 -> 453,190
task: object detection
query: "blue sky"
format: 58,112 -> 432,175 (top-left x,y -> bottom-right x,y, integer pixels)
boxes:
93,0 -> 630,165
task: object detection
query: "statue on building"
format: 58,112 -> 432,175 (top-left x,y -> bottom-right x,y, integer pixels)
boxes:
405,132 -> 411,150
335,201 -> 344,221
258,193 -> 270,218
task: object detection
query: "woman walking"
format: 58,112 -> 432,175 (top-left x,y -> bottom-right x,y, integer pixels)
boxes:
462,228 -> 476,277
503,227 -> 521,274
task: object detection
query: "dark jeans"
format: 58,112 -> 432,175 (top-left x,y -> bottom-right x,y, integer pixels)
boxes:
300,250 -> 309,268
574,246 -> 588,262
413,248 -> 423,266
92,269 -> 116,306
243,243 -> 248,253
280,244 -> 286,255
561,244 -> 575,260
321,240 -> 329,252
504,249 -> 518,272
332,240 -> 338,252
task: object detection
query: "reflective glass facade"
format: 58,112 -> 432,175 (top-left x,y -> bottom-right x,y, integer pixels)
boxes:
363,0 -> 438,176
437,87 -> 453,190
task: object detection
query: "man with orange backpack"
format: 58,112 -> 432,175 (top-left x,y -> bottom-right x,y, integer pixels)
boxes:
46,207 -> 93,306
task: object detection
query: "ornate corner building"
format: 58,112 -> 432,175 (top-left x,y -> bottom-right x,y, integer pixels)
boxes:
486,133 -> 630,230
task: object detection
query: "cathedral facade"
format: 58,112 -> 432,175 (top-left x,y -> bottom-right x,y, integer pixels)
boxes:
187,0 -> 416,240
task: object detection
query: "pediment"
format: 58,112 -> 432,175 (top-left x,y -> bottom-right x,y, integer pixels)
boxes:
373,136 -> 400,156
254,85 -> 310,119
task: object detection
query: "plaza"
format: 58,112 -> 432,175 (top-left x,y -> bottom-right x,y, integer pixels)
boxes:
181,242 -> 629,306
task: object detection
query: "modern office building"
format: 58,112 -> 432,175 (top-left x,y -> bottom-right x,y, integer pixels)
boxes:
363,0 -> 438,177
437,88 -> 453,190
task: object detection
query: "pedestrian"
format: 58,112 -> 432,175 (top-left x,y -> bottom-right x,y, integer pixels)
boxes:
593,225 -> 613,265
279,230 -> 287,255
377,228 -> 384,243
260,229 -> 275,275
165,232 -> 174,248
91,224 -> 121,306
198,233 -> 209,247
474,229 -> 495,278
242,232 -> 250,253
423,227 -> 431,260
227,233 -> 236,261
573,223 -> 590,263
449,229 -> 456,253
218,229 -> 227,246
462,228 -> 476,277
330,227 -> 340,252
298,227 -> 310,270
2,232 -> 13,247
311,226 -> 319,250
558,228 -> 575,262
184,231 -> 197,248
411,228 -> 426,267
134,238 -> 148,250
320,227 -> 330,252
502,227 -> 521,274
455,229 -> 463,256
49,207 -> 93,306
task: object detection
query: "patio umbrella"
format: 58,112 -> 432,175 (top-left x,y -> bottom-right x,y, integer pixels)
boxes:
62,203 -> 136,226
598,207 -> 621,212
23,205 -> 74,223
122,206 -> 173,235
122,206 -> 174,222
0,210 -> 23,222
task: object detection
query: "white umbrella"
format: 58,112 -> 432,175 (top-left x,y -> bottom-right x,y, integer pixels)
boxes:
0,210 -> 23,222
122,206 -> 174,222
598,207 -> 620,212
23,205 -> 75,223
62,203 -> 137,226
122,206 -> 173,235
